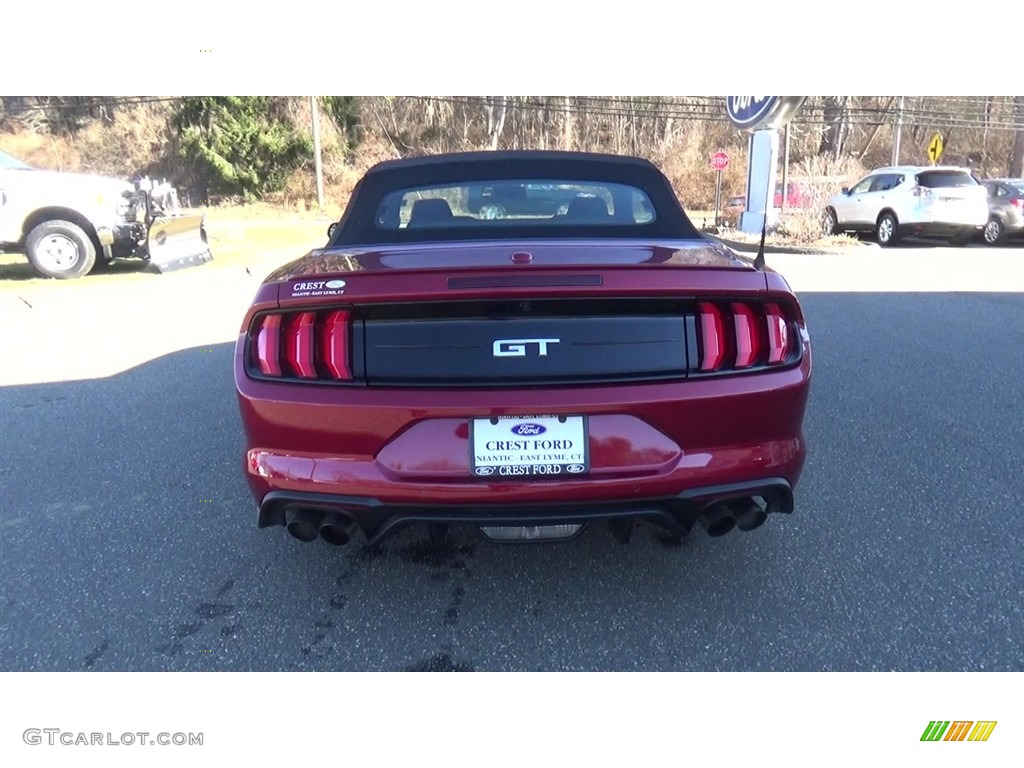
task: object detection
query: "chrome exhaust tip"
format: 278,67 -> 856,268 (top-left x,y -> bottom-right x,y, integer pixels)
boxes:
285,508 -> 324,543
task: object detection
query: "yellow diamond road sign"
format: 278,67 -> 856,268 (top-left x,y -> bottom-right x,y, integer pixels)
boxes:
927,133 -> 944,164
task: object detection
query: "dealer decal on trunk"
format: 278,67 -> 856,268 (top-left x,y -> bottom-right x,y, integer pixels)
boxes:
290,279 -> 346,297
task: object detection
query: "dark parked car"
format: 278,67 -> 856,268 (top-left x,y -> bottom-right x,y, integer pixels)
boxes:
980,178 -> 1024,245
234,151 -> 812,550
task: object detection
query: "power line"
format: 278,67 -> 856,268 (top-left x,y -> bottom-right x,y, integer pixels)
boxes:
4,96 -> 184,113
4,95 -> 1021,134
404,96 -> 1024,131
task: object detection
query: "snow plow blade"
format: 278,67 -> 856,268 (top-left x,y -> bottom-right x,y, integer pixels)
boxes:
143,214 -> 213,273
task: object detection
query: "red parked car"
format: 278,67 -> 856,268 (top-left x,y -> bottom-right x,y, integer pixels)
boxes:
234,151 -> 812,549
775,181 -> 811,208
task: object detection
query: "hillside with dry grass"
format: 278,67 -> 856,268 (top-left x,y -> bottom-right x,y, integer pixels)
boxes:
2,96 -> 1022,245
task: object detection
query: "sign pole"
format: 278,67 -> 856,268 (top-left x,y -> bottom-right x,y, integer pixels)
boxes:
310,95 -> 325,210
891,96 -> 905,166
714,170 -> 722,226
781,123 -> 790,212
725,97 -> 806,233
708,150 -> 731,227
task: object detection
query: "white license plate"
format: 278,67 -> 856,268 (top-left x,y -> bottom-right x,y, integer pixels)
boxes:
470,415 -> 589,478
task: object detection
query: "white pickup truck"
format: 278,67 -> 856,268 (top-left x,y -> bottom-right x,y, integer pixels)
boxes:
0,150 -> 211,279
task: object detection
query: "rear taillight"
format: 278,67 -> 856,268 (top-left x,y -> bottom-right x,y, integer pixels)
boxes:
911,186 -> 933,199
1011,198 -> 1023,209
697,301 -> 795,373
251,310 -> 352,381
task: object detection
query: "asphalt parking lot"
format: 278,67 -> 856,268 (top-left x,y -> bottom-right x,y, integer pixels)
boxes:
1,244 -> 1022,671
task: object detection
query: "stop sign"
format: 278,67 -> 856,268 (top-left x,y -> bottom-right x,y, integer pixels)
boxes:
710,151 -> 730,172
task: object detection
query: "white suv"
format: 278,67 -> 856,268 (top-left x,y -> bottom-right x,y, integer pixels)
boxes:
822,166 -> 988,247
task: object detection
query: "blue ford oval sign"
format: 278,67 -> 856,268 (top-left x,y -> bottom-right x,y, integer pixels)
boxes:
725,97 -> 807,131
511,422 -> 546,436
726,97 -> 780,129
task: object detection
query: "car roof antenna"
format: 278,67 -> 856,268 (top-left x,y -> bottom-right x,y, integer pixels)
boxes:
752,212 -> 767,270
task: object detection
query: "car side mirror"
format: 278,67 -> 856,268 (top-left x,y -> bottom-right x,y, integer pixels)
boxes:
327,222 -> 337,239
841,187 -> 850,195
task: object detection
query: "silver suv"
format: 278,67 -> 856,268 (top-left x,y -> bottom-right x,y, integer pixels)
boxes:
822,166 -> 988,247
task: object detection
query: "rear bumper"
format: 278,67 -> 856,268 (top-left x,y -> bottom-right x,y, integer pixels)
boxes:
996,209 -> 1024,235
258,477 -> 796,545
237,340 -> 812,544
899,220 -> 983,237
900,204 -> 988,231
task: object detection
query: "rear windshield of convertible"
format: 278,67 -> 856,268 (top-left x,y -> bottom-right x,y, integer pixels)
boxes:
327,153 -> 702,245
375,180 -> 656,230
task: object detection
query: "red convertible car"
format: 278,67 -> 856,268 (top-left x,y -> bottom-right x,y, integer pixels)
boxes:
234,151 -> 812,548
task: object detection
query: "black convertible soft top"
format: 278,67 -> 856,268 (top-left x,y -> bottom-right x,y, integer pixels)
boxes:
326,150 -> 703,247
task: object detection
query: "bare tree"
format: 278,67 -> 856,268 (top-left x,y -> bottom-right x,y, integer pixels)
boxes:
562,97 -> 573,150
486,97 -> 508,150
1011,95 -> 1024,176
818,96 -> 849,159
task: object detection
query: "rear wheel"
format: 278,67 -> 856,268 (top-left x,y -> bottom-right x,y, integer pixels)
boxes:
875,212 -> 900,247
983,218 -> 1006,246
822,208 -> 838,236
25,220 -> 97,279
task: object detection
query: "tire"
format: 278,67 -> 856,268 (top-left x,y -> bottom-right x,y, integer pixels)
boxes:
822,207 -> 838,236
875,212 -> 901,246
983,217 -> 1006,246
24,220 -> 97,279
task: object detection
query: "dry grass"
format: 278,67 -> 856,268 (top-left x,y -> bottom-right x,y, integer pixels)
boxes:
772,156 -> 868,243
271,133 -> 401,214
1,102 -> 173,176
0,131 -> 83,170
0,205 -> 328,285
721,229 -> 863,250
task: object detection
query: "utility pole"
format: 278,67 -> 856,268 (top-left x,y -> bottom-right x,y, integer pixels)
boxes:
781,122 -> 791,212
858,96 -> 898,159
310,95 -> 325,210
891,96 -> 905,166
